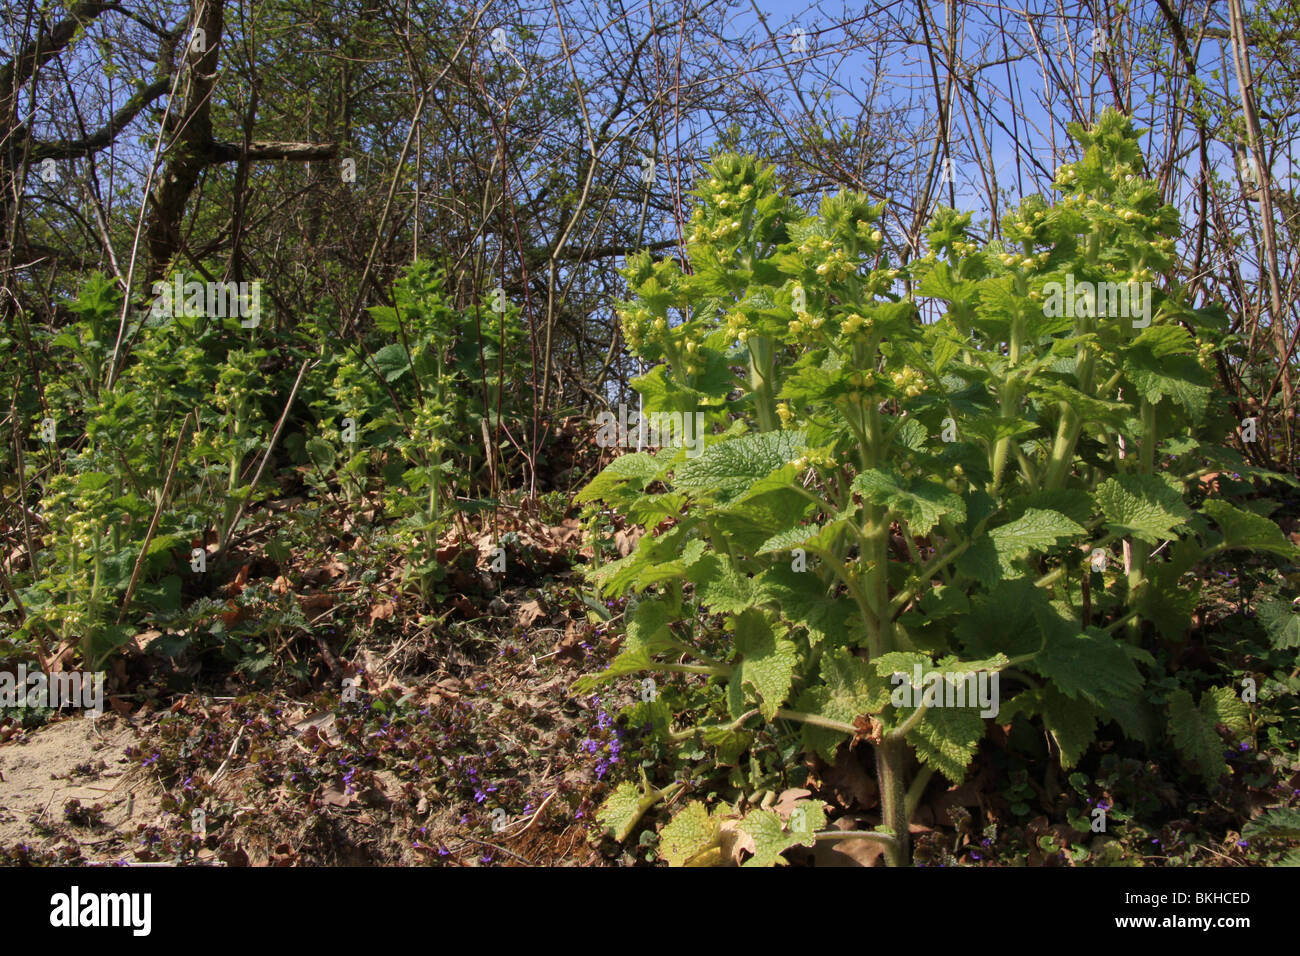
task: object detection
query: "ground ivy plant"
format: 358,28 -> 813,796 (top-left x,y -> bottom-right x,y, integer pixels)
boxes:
576,110 -> 1297,866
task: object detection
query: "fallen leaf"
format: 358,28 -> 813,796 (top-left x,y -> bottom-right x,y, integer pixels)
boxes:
717,818 -> 755,866
318,786 -> 355,808
297,592 -> 334,613
225,564 -> 251,597
822,753 -> 879,810
772,788 -> 813,820
369,601 -> 397,625
130,630 -> 165,655
517,599 -> 545,628
612,527 -> 641,557
811,816 -> 887,867
300,559 -> 348,587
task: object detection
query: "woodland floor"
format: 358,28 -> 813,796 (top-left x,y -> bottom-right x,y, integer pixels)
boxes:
2,421 -> 1299,867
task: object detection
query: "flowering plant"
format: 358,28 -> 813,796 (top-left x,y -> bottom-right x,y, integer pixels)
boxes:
579,111 -> 1296,866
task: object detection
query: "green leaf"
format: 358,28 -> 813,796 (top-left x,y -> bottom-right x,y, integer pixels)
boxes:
1032,616 -> 1144,707
1203,685 -> 1250,734
1122,326 -> 1210,417
741,801 -> 827,867
372,343 -> 411,382
906,705 -> 984,784
796,648 -> 890,761
687,554 -> 757,614
659,801 -> 719,866
305,436 -> 336,472
1243,808 -> 1300,841
626,597 -> 686,655
988,508 -> 1084,562
1168,686 -> 1246,782
700,722 -> 753,765
1041,684 -> 1097,769
740,810 -> 793,867
1258,600 -> 1300,650
756,563 -> 852,646
593,528 -> 705,596
852,469 -> 966,535
570,646 -> 653,693
1102,694 -> 1160,746
957,510 -> 1084,585
1096,474 -> 1191,545
1138,551 -> 1201,640
955,579 -> 1050,658
756,520 -> 842,556
1010,489 -> 1094,526
953,534 -> 1001,588
596,782 -> 650,842
728,609 -> 797,720
1202,499 -> 1297,558
576,452 -> 665,504
674,430 -> 807,503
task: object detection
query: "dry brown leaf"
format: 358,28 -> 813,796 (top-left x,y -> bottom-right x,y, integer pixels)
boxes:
517,599 -> 545,629
130,630 -> 165,655
300,558 -> 348,587
298,592 -> 334,613
772,788 -> 813,820
553,624 -> 586,663
612,527 -> 641,557
717,818 -> 755,866
369,601 -> 397,625
810,815 -> 886,867
821,754 -> 879,810
225,563 -> 251,597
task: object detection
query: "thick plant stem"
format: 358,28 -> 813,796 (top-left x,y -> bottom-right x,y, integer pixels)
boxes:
860,400 -> 909,863
749,337 -> 778,433
876,736 -> 909,865
1126,399 -> 1158,641
990,314 -> 1024,492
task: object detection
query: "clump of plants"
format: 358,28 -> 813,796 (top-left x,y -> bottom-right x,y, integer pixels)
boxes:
577,109 -> 1298,866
